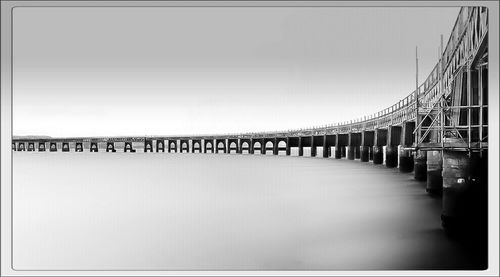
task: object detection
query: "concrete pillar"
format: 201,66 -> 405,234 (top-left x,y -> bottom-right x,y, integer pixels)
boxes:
311,136 -> 316,157
273,138 -> 279,155
125,142 -> 136,152
441,150 -> 486,235
298,137 -> 303,156
61,142 -> 69,152
90,142 -> 98,152
334,146 -> 341,159
354,146 -> 361,159
414,150 -> 427,181
12,143 -> 16,151
399,148 -> 414,172
360,146 -> 369,162
106,142 -> 116,152
347,146 -> 355,160
156,140 -> 165,152
426,150 -> 443,194
373,146 -> 383,164
385,146 -> 398,168
341,146 -> 346,158
369,147 -> 373,161
75,142 -> 83,152
286,137 -> 291,156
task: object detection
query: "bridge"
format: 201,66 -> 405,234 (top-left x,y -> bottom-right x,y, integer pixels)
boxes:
13,7 -> 488,234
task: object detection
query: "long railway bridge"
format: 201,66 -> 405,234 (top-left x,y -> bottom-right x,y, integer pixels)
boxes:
13,7 -> 488,234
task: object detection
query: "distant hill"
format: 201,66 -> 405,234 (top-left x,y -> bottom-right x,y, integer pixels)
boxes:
13,135 -> 53,140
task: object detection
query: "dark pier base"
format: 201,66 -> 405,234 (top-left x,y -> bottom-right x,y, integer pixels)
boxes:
426,151 -> 443,195
360,146 -> 369,162
373,146 -> 383,165
385,146 -> 398,168
398,148 -> 414,173
347,146 -> 355,160
334,147 -> 342,159
414,150 -> 427,181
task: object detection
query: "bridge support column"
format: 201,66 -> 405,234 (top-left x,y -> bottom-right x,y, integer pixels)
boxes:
360,146 -> 369,162
414,150 -> 427,181
156,140 -> 165,152
347,146 -> 355,160
298,137 -> 303,157
426,150 -> 443,194
385,146 -> 398,168
441,150 -> 486,236
369,147 -> 373,161
399,148 -> 414,172
355,147 -> 361,159
62,142 -> 70,152
124,142 -> 136,153
373,146 -> 383,164
334,146 -> 341,159
286,138 -> 291,156
90,142 -> 98,152
341,146 -> 346,158
311,136 -> 316,157
75,142 -> 83,152
17,142 -> 25,151
106,142 -> 116,152
144,140 -> 153,152
273,138 -> 279,155
12,143 -> 16,151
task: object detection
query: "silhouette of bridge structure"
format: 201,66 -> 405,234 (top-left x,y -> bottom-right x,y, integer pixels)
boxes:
13,7 -> 488,234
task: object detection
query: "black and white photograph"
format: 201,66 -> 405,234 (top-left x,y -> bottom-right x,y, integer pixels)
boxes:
1,0 -> 498,276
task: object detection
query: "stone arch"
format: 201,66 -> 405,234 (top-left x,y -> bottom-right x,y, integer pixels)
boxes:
50,142 -> 57,152
28,142 -> 35,151
62,142 -> 70,152
75,142 -> 83,152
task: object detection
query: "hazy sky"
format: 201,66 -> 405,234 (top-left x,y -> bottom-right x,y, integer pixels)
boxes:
13,7 -> 460,137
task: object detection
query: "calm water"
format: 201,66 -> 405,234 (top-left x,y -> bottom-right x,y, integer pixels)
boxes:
12,152 -> 482,270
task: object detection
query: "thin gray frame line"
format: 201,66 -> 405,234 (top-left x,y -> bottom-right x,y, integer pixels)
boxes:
8,3 -> 482,272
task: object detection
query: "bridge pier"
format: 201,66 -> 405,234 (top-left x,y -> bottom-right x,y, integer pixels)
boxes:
414,150 -> 427,181
347,146 -> 355,160
192,140 -> 202,153
335,134 -> 347,159
216,139 -> 226,154
12,143 -> 16,151
62,142 -> 70,152
90,142 -> 98,152
156,140 -> 165,152
385,126 -> 401,168
286,137 -> 291,156
310,136 -> 317,157
124,142 -> 136,152
426,150 -> 443,194
144,139 -> 153,152
39,142 -> 46,152
369,147 -> 373,161
441,150 -> 487,236
373,146 -> 383,164
75,142 -> 83,152
373,129 -> 387,165
49,142 -> 57,152
168,140 -> 177,153
17,142 -> 25,151
204,139 -> 214,153
180,140 -> 189,153
298,137 -> 303,156
399,122 -> 415,172
106,142 -> 116,152
360,146 -> 369,162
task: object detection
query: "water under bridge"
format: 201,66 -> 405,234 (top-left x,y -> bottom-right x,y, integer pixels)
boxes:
13,7 -> 489,235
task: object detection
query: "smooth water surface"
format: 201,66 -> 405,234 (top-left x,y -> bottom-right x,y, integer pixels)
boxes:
13,152 -> 480,270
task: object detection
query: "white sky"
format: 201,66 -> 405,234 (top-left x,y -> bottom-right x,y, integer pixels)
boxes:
13,7 -> 460,137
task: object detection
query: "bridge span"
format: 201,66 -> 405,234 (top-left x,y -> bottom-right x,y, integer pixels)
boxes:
13,7 -> 488,235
